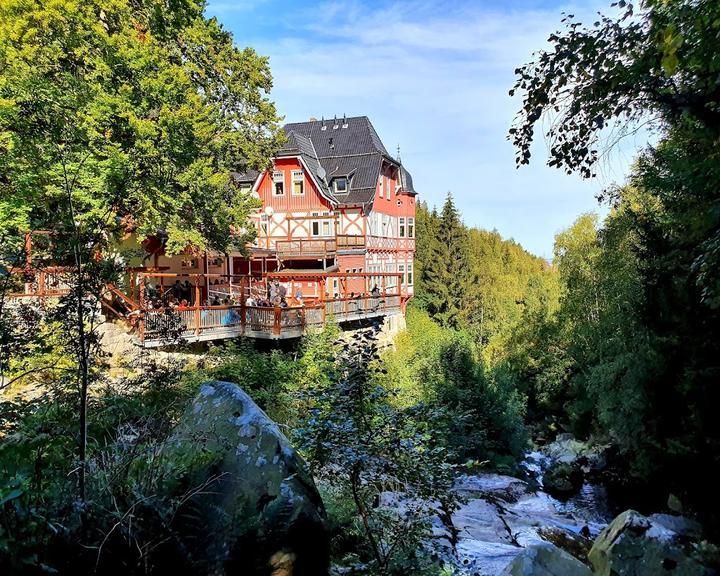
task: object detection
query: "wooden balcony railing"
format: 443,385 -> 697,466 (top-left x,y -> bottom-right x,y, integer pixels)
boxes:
275,238 -> 337,259
6,266 -> 73,299
336,234 -> 366,249
138,292 -> 403,346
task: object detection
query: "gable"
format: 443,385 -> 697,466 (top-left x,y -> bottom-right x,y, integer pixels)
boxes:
255,157 -> 333,212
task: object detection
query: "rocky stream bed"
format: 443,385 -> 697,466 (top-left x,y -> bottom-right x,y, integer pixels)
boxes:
431,436 -> 715,575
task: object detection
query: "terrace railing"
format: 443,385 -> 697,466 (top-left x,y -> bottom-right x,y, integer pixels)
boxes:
336,234 -> 366,249
274,238 -> 337,259
6,266 -> 73,299
137,292 -> 402,345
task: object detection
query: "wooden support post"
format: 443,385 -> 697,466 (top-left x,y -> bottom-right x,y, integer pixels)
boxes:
274,306 -> 281,336
204,253 -> 209,302
319,279 -> 326,323
240,276 -> 247,332
24,232 -> 33,294
138,275 -> 146,343
194,280 -> 201,336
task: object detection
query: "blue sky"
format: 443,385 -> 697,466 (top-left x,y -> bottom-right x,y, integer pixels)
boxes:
207,0 -> 648,258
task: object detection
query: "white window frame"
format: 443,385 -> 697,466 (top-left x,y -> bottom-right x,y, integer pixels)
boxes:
334,177 -> 348,194
408,217 -> 415,238
407,262 -> 414,286
399,217 -> 406,238
272,171 -> 284,196
291,170 -> 304,195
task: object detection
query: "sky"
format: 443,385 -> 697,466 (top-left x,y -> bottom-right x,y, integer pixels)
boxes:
206,0 -> 649,258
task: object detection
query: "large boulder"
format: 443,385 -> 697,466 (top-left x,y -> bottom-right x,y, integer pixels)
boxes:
543,461 -> 584,499
161,381 -> 328,576
544,433 -> 588,464
501,542 -> 592,576
588,509 -> 713,576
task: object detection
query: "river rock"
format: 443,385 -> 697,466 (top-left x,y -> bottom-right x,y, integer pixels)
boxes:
543,461 -> 583,498
544,433 -> 587,464
162,381 -> 328,575
501,542 -> 592,575
588,509 -> 712,576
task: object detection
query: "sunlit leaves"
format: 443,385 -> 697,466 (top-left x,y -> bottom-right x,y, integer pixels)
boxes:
0,0 -> 282,253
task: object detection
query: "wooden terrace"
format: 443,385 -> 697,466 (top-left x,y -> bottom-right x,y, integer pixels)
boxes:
129,270 -> 404,346
5,267 -> 406,346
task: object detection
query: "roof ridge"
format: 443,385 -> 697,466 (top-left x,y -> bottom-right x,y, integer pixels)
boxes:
317,152 -> 378,160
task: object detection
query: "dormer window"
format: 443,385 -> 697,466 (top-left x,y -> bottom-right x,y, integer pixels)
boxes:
292,170 -> 304,195
239,184 -> 251,194
272,171 -> 284,195
334,177 -> 348,194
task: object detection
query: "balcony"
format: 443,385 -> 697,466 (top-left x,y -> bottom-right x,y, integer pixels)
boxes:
140,294 -> 403,346
274,238 -> 337,260
337,234 -> 366,250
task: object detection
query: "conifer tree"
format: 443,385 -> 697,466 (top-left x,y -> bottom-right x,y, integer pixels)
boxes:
413,201 -> 439,308
422,193 -> 470,329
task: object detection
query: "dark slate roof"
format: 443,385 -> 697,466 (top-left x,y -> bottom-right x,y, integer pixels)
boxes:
234,116 -> 416,206
231,169 -> 259,184
400,165 -> 417,195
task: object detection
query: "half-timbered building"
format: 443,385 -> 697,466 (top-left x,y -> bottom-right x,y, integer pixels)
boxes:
232,115 -> 417,301
10,116 -> 417,344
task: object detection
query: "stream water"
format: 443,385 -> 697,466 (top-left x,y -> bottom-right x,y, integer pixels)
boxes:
441,446 -> 614,575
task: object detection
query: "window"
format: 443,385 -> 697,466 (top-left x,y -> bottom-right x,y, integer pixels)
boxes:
399,217 -> 406,238
407,263 -> 414,285
291,170 -> 304,195
260,214 -> 268,236
408,217 -> 415,238
239,184 -> 251,194
398,264 -> 405,285
334,177 -> 347,194
322,220 -> 331,236
272,171 -> 284,195
312,221 -> 320,236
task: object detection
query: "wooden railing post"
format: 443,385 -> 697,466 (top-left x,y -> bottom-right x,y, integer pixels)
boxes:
38,270 -> 46,297
273,306 -> 281,336
194,281 -> 201,336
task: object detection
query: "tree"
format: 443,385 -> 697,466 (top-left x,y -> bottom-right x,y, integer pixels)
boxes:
421,194 -> 470,329
0,0 -> 282,500
412,201 -> 439,309
297,332 -> 457,575
509,0 -> 720,530
509,0 -> 720,178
